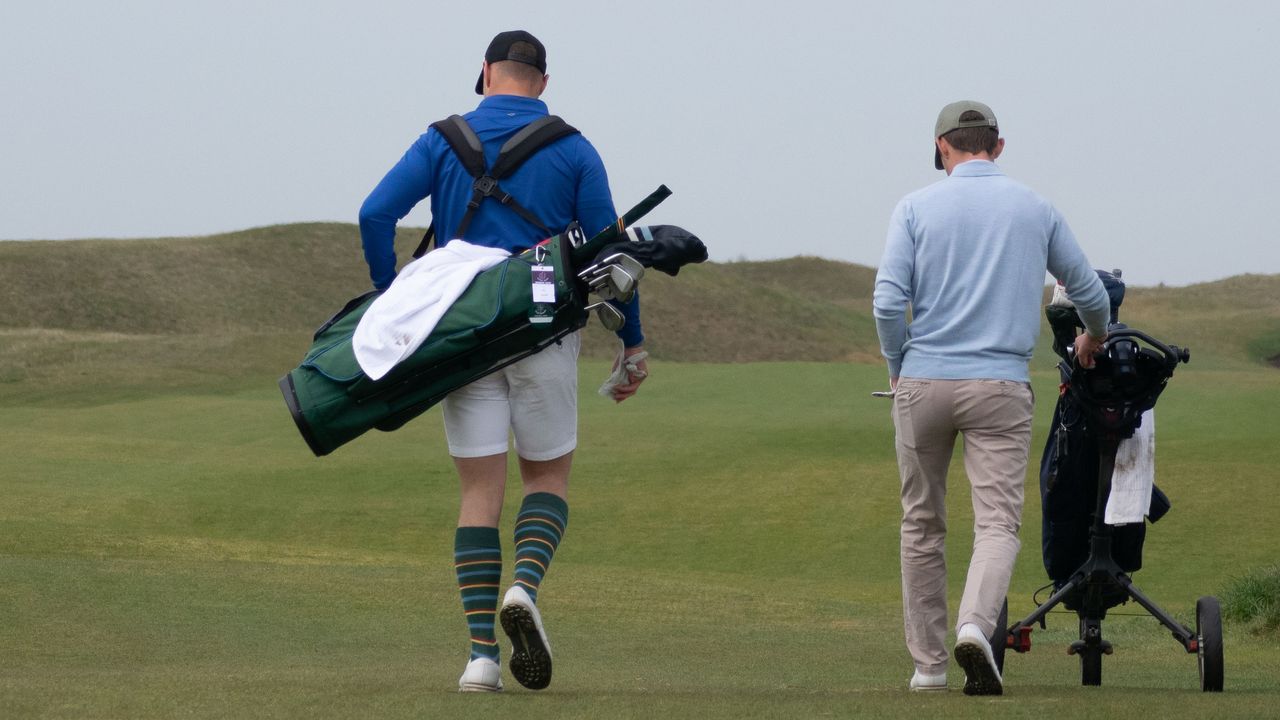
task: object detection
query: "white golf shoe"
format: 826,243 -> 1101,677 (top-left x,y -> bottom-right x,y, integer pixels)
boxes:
458,657 -> 503,693
499,585 -> 553,690
909,670 -> 947,692
954,623 -> 1003,696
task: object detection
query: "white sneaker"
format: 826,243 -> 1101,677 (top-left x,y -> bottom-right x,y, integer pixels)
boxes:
499,585 -> 553,690
909,670 -> 947,692
458,657 -> 503,692
954,623 -> 1003,696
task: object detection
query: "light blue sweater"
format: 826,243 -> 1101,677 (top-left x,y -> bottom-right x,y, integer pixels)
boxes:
873,160 -> 1110,382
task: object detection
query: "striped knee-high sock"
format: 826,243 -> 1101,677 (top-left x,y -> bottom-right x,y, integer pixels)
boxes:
512,492 -> 569,604
455,526 -> 502,661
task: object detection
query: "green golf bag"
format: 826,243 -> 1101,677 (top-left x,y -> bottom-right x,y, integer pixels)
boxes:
280,187 -> 673,456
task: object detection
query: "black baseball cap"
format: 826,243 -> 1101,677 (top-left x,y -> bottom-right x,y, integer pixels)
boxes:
475,30 -> 548,95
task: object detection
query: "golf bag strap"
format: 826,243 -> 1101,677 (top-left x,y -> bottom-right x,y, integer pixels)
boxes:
413,114 -> 579,258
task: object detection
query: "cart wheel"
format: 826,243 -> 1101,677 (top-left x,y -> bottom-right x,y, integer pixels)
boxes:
989,597 -> 1008,674
1196,596 -> 1224,692
1079,618 -> 1102,686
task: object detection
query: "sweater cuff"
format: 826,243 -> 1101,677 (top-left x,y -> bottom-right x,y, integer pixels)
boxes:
886,358 -> 903,380
615,324 -> 645,349
611,290 -> 643,348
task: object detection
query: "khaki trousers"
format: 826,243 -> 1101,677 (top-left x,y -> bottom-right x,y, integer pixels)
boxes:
892,377 -> 1034,674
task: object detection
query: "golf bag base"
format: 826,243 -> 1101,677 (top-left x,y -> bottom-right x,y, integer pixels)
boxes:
1040,359 -> 1172,611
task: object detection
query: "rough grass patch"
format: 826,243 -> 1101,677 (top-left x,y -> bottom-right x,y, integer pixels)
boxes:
1221,564 -> 1280,638
1245,326 -> 1280,368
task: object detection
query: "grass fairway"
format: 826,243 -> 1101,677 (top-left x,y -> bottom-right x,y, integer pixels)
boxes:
2,357 -> 1278,719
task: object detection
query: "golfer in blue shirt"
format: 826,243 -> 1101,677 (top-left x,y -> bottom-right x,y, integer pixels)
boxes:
359,30 -> 649,693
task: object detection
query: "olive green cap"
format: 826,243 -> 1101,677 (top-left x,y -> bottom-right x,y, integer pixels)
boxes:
933,100 -> 998,169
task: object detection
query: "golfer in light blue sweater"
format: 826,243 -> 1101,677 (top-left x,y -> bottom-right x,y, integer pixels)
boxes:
873,101 -> 1110,696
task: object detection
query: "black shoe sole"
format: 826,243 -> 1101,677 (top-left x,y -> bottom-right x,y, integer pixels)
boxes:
955,642 -> 1003,696
500,604 -> 552,690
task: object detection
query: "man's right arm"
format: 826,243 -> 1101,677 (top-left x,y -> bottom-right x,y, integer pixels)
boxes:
873,199 -> 916,381
358,135 -> 435,290
1045,207 -> 1110,367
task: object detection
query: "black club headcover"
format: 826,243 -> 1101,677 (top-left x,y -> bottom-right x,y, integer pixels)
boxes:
591,225 -> 708,276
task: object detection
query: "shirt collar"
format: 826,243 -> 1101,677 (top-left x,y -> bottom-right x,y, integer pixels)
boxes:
476,95 -> 549,115
950,159 -> 1003,177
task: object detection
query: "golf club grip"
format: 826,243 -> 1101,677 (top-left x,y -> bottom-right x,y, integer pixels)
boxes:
616,184 -> 672,230
571,185 -> 672,265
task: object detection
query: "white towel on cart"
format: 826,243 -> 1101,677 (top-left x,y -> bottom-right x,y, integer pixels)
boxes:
1105,409 -> 1155,525
354,240 -> 510,381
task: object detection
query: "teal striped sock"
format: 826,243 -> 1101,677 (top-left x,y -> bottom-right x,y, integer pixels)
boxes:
455,526 -> 501,661
513,493 -> 568,604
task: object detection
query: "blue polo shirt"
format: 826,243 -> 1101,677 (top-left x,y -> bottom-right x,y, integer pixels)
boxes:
359,95 -> 643,346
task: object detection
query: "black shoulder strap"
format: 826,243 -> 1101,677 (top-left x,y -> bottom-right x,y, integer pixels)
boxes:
414,222 -> 437,260
413,115 -> 483,258
491,116 -> 579,178
431,115 -> 486,178
413,115 -> 581,258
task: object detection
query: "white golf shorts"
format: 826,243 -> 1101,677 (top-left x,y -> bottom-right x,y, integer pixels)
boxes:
441,331 -> 580,461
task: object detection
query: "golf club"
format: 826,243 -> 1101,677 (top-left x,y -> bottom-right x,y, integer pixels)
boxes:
579,254 -> 645,303
584,301 -> 626,331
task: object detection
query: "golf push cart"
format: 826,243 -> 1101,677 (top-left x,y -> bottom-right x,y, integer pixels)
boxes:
992,272 -> 1222,691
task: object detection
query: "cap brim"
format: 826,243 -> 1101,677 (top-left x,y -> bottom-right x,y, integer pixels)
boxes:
475,69 -> 484,95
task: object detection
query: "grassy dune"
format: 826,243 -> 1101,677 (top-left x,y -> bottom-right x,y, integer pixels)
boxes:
0,224 -> 882,365
1,225 -> 1278,718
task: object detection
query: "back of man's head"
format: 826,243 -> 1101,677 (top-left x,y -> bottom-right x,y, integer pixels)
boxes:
475,30 -> 549,97
943,111 -> 1000,156
489,53 -> 546,95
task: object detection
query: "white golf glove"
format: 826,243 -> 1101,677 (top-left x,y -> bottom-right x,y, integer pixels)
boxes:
598,345 -> 648,401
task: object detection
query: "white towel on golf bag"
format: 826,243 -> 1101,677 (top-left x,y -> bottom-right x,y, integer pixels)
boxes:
1105,409 -> 1155,525
354,240 -> 510,381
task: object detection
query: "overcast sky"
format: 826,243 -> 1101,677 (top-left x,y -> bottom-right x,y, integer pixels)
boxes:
1,1 -> 1276,286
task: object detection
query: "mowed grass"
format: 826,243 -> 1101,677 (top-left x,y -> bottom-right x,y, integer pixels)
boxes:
2,357 -> 1278,719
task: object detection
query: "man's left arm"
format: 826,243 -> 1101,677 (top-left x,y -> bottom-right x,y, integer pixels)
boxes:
575,139 -> 634,344
358,136 -> 436,290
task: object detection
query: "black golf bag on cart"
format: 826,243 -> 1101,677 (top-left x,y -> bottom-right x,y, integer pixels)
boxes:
1039,271 -> 1171,605
1001,271 -> 1224,691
